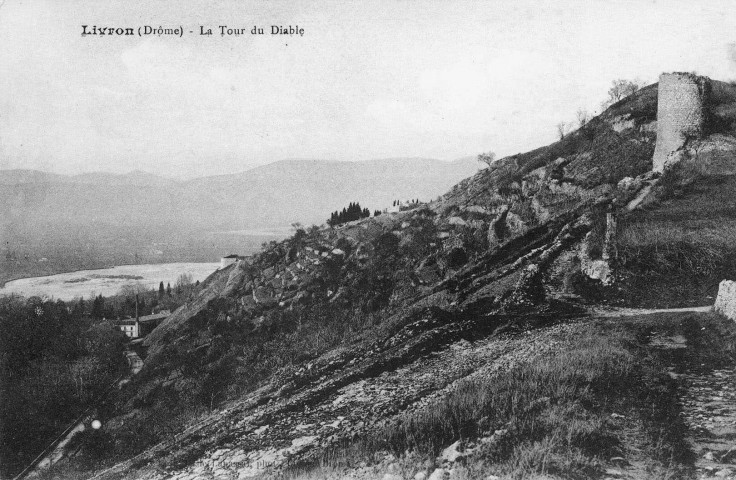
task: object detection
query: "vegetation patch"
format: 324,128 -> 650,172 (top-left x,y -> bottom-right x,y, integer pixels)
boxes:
614,174 -> 736,307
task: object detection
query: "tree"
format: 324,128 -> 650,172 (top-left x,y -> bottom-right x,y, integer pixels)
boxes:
576,109 -> 589,128
604,79 -> 641,107
556,121 -> 570,140
175,273 -> 193,290
72,297 -> 86,318
158,281 -> 165,298
166,283 -> 172,296
91,295 -> 105,319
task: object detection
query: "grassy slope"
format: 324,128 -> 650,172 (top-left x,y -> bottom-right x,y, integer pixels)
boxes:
616,174 -> 736,308
280,311 -> 736,480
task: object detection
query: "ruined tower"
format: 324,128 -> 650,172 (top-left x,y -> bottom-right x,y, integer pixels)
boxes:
652,72 -> 709,172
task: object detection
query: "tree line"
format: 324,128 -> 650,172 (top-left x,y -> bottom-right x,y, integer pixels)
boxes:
0,273 -> 205,477
327,202 -> 371,226
0,296 -> 127,478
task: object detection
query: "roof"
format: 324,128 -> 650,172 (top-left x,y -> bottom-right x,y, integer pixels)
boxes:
139,311 -> 170,322
222,254 -> 240,259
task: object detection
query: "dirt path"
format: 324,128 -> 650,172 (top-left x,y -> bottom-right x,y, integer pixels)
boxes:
679,366 -> 736,479
630,308 -> 736,480
591,305 -> 712,317
592,305 -> 736,478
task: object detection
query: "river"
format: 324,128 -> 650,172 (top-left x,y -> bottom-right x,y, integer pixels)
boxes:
0,262 -> 221,301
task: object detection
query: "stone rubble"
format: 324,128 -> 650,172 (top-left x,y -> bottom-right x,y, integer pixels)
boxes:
680,367 -> 736,479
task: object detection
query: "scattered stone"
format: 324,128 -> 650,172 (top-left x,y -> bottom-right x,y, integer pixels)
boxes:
428,468 -> 446,480
440,440 -> 464,463
211,448 -> 230,460
291,436 -> 317,448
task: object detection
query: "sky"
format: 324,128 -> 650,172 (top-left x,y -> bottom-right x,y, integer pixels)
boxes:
1,0 -> 736,179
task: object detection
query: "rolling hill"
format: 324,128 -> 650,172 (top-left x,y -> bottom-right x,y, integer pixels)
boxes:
0,157 -> 479,232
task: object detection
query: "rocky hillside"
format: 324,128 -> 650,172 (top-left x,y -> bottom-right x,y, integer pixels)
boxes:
53,76 -> 736,480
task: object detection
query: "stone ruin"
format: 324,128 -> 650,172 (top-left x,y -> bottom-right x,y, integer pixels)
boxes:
715,280 -> 736,321
652,72 -> 710,172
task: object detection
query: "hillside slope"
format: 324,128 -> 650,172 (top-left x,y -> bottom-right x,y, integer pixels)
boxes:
54,76 -> 736,480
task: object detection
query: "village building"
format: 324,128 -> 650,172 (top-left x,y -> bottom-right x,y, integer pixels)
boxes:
220,254 -> 241,269
116,310 -> 170,338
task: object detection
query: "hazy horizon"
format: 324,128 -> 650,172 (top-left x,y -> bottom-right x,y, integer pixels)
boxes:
0,155 -> 478,181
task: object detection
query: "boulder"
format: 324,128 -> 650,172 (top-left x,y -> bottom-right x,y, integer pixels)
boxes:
253,286 -> 278,306
617,176 -> 639,191
578,231 -> 614,285
262,266 -> 276,280
715,280 -> 736,320
415,257 -> 442,284
463,205 -> 489,214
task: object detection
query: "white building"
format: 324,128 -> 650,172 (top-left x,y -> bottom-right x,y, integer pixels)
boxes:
220,254 -> 241,269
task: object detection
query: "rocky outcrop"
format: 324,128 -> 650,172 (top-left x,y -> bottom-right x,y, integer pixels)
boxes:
487,205 -> 511,248
579,240 -> 613,285
578,208 -> 617,285
715,280 -> 736,320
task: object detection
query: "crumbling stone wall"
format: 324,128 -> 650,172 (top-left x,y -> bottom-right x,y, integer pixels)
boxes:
715,280 -> 736,320
652,72 -> 710,172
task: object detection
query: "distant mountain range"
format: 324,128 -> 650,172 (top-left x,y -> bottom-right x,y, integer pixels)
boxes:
0,157 -> 480,230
